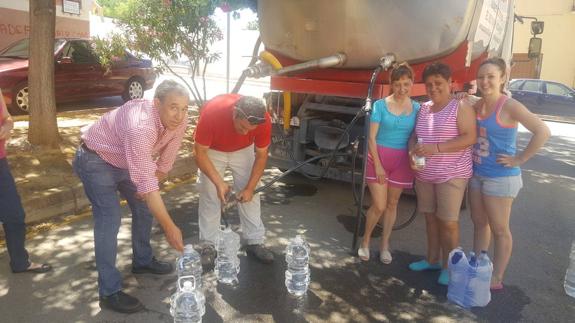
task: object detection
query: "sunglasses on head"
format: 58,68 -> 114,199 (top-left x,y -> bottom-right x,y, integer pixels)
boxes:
235,106 -> 266,125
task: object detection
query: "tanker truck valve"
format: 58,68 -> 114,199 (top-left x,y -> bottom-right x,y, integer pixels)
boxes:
244,63 -> 273,79
378,53 -> 396,71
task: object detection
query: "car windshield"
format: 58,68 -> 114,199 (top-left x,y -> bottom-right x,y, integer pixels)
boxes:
0,38 -> 67,58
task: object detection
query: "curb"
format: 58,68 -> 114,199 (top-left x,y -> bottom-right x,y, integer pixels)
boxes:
19,155 -> 197,225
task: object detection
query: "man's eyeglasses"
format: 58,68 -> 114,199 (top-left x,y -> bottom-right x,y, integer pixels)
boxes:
235,106 -> 266,125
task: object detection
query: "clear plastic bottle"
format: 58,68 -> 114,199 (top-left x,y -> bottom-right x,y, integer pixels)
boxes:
447,247 -> 468,307
170,277 -> 206,323
176,245 -> 203,290
564,241 -> 575,298
285,235 -> 311,297
215,227 -> 241,285
414,138 -> 426,168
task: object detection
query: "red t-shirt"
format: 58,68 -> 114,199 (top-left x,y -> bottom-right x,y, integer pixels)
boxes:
194,94 -> 272,152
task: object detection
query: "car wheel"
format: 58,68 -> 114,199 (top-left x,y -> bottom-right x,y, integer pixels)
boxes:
11,84 -> 30,115
122,78 -> 144,102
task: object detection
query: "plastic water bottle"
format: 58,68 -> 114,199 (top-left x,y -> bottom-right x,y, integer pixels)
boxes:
465,250 -> 492,307
176,245 -> 203,290
285,235 -> 311,297
215,227 -> 241,285
170,277 -> 206,323
447,247 -> 468,307
414,138 -> 426,168
564,241 -> 575,298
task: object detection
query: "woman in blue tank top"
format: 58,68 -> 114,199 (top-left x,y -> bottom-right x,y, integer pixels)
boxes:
358,63 -> 420,264
469,58 -> 550,290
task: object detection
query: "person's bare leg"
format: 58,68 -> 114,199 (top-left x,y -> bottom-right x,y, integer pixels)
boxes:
424,212 -> 441,264
379,186 -> 403,252
361,182 -> 388,250
438,219 -> 460,268
470,188 -> 491,254
483,195 -> 514,286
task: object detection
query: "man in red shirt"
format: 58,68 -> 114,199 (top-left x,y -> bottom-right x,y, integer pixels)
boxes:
73,80 -> 188,313
194,94 -> 273,265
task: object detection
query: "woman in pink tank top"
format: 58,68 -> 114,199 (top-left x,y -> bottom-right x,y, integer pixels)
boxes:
0,89 -> 52,274
407,63 -> 477,285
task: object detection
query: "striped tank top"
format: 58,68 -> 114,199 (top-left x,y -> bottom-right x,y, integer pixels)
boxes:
415,99 -> 472,183
473,95 -> 520,177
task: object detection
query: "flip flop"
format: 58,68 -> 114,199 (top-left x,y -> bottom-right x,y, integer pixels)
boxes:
357,247 -> 370,261
379,250 -> 392,264
13,263 -> 52,274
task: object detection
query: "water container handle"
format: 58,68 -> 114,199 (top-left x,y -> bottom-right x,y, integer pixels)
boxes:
177,275 -> 196,290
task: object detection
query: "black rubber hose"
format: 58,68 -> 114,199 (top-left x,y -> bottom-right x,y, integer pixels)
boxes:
351,65 -> 383,251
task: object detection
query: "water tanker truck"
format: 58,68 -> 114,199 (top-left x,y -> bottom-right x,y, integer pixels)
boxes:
239,0 -> 517,181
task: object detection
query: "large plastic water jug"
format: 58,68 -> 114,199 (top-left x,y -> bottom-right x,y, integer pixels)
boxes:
176,245 -> 202,290
465,251 -> 492,307
447,248 -> 492,308
447,247 -> 468,307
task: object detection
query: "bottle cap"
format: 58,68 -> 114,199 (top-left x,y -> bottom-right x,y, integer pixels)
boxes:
183,281 -> 193,290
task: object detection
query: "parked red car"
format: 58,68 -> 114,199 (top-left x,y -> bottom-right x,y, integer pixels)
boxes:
0,38 -> 156,114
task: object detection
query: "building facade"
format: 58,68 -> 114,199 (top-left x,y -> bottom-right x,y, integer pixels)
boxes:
512,0 -> 575,87
0,0 -> 92,50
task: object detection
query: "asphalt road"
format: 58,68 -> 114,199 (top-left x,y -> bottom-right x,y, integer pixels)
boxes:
1,120 -> 573,322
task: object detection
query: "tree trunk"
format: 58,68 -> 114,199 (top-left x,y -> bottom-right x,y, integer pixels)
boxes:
28,0 -> 60,148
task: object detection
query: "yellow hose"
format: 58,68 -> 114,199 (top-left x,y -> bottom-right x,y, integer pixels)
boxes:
259,51 -> 292,131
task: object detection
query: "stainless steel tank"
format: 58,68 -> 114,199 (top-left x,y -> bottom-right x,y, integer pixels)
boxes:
258,0 -> 513,68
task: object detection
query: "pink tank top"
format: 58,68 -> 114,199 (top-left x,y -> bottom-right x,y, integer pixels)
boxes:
0,99 -> 6,159
415,99 -> 472,183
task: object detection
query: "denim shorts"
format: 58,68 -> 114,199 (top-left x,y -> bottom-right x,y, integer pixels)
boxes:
468,174 -> 523,198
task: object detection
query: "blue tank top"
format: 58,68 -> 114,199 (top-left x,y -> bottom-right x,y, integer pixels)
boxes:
370,98 -> 420,149
473,95 -> 520,177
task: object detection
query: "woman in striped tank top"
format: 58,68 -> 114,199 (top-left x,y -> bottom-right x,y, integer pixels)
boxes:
407,63 -> 477,285
470,58 -> 550,290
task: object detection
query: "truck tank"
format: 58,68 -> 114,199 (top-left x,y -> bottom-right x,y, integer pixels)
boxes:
252,0 -> 515,183
258,0 -> 512,69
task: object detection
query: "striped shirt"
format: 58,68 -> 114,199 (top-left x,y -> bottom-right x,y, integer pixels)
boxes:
415,99 -> 472,183
81,99 -> 187,194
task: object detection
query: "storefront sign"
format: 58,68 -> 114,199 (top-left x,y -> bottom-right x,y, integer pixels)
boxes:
63,0 -> 81,15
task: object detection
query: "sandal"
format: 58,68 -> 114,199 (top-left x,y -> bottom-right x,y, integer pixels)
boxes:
13,263 -> 52,274
357,247 -> 370,261
379,250 -> 392,264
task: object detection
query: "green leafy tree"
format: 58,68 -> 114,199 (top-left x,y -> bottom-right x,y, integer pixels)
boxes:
94,0 -> 255,105
96,0 -> 124,18
92,34 -> 129,74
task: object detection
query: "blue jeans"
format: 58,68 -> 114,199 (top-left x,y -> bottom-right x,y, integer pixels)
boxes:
0,158 -> 30,272
73,146 -> 154,296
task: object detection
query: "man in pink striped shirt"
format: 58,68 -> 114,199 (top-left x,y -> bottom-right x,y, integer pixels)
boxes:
73,80 -> 188,313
